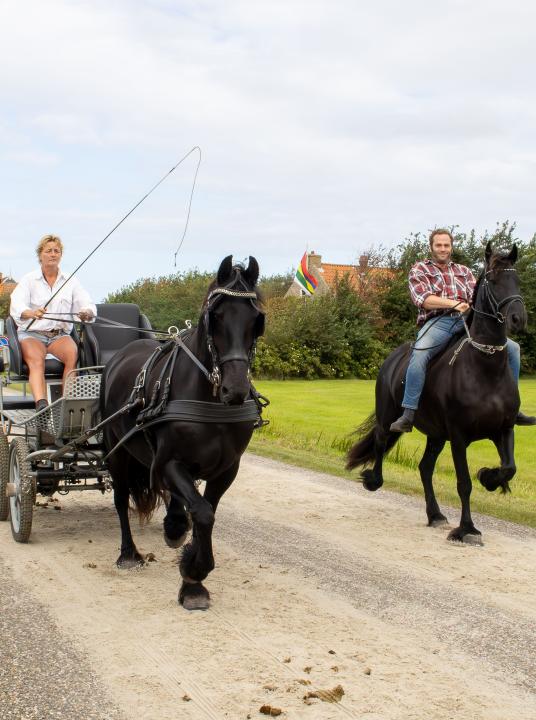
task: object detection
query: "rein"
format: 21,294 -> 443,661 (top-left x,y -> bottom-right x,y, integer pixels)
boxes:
449,267 -> 523,366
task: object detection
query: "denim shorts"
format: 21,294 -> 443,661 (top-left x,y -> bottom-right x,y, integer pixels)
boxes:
18,330 -> 69,347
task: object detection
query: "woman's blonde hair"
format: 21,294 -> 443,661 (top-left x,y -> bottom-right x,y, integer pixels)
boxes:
36,234 -> 64,259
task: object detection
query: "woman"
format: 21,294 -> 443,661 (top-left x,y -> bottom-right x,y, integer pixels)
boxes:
10,234 -> 97,410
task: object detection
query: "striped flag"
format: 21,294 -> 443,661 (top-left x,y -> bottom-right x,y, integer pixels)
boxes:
294,253 -> 318,295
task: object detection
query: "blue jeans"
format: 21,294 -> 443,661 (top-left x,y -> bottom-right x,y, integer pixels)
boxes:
402,315 -> 520,410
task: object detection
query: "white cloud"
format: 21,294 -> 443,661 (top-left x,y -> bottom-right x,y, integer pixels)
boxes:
0,0 -> 535,299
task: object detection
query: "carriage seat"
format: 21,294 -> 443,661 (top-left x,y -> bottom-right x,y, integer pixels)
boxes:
5,315 -> 75,380
81,303 -> 154,367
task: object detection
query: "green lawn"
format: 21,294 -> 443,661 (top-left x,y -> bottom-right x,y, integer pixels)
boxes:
249,378 -> 536,528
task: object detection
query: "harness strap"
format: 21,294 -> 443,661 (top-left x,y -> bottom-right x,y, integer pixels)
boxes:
449,318 -> 507,366
136,341 -> 182,423
103,398 -> 261,461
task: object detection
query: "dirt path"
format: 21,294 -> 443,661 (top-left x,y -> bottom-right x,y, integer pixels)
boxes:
1,453 -> 536,720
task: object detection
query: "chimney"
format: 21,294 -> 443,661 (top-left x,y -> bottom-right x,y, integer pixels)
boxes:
307,251 -> 322,272
359,254 -> 369,270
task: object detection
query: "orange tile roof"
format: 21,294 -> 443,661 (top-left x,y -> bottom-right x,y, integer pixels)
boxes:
320,263 -> 392,291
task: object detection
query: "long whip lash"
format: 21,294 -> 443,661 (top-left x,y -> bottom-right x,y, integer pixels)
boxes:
27,146 -> 201,328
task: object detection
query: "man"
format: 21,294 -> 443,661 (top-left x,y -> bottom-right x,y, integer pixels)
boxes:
390,228 -> 536,433
10,234 -> 96,410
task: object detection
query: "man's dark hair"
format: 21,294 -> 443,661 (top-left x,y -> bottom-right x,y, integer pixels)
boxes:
429,228 -> 454,248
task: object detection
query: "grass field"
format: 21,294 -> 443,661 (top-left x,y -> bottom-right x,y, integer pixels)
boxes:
249,378 -> 536,528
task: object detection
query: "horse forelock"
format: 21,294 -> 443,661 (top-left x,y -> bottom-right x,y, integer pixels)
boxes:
489,252 -> 514,273
202,264 -> 263,311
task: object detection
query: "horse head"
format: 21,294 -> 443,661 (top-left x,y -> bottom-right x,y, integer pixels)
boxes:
202,255 -> 265,405
477,242 -> 526,333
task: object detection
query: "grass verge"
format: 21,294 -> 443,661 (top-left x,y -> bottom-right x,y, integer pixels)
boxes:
249,378 -> 536,528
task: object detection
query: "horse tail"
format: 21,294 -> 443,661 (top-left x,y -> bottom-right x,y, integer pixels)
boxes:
346,413 -> 377,469
345,412 -> 399,470
128,472 -> 163,523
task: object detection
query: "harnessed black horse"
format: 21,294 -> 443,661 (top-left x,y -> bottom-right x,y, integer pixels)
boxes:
101,256 -> 267,609
347,243 -> 526,544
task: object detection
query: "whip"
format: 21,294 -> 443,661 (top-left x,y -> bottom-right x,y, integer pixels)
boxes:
27,146 -> 202,328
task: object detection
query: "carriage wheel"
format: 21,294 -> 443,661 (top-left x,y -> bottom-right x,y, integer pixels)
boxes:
8,437 -> 35,543
0,431 -> 9,521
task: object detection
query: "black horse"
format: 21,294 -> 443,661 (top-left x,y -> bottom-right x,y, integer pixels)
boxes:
347,243 -> 526,544
101,256 -> 265,609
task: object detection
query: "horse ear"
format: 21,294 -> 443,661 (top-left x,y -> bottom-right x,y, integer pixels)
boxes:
508,244 -> 518,264
244,256 -> 259,287
217,255 -> 233,285
485,241 -> 493,264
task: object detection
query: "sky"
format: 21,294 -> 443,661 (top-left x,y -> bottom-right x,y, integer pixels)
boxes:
1,0 -> 535,301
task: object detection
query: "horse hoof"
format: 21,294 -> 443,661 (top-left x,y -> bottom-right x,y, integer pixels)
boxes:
116,554 -> 145,569
428,516 -> 449,528
447,530 -> 483,546
164,531 -> 188,549
361,469 -> 383,492
462,533 -> 484,546
179,582 -> 210,611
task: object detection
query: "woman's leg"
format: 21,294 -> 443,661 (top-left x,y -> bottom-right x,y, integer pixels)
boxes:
48,335 -> 78,389
19,339 -> 47,403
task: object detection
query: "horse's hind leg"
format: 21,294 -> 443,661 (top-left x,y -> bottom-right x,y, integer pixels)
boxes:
477,428 -> 516,494
109,450 -> 146,568
361,426 -> 392,492
419,437 -> 448,526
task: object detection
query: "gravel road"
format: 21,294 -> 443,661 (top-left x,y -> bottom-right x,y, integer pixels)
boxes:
0,453 -> 535,720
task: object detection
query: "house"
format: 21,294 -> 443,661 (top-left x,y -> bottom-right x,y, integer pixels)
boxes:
285,251 -> 392,299
0,273 -> 16,296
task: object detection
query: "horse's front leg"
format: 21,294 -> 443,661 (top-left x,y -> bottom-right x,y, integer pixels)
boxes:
477,427 -> 516,494
161,459 -> 216,610
448,435 -> 483,545
163,492 -> 192,549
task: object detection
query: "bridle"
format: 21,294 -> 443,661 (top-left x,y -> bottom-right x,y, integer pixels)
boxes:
450,265 -> 525,365
203,283 -> 265,391
472,267 -> 525,325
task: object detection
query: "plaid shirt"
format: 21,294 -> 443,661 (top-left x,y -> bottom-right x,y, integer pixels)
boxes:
408,259 -> 476,326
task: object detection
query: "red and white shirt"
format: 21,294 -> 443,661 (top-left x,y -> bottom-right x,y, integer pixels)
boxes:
408,259 -> 476,326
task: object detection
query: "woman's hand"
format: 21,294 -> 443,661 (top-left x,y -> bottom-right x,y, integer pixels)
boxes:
21,307 -> 47,320
77,309 -> 94,322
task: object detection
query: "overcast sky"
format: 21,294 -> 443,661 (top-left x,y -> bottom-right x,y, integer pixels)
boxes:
1,0 -> 535,300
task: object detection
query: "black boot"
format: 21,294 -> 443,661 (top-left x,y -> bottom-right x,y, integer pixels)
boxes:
516,411 -> 536,426
35,398 -> 49,412
389,408 -> 415,433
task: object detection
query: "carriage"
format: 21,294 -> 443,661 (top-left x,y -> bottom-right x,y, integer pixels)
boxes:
0,257 -> 267,609
0,303 -> 154,543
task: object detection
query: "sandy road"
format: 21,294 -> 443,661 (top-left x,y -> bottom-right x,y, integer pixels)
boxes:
1,453 -> 536,720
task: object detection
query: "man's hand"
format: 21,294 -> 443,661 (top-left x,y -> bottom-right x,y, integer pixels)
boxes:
454,301 -> 470,313
78,309 -> 94,322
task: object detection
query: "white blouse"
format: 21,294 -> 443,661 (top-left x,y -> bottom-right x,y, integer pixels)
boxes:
10,268 -> 97,333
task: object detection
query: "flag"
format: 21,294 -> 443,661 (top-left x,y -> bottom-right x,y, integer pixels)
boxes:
294,253 -> 318,295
